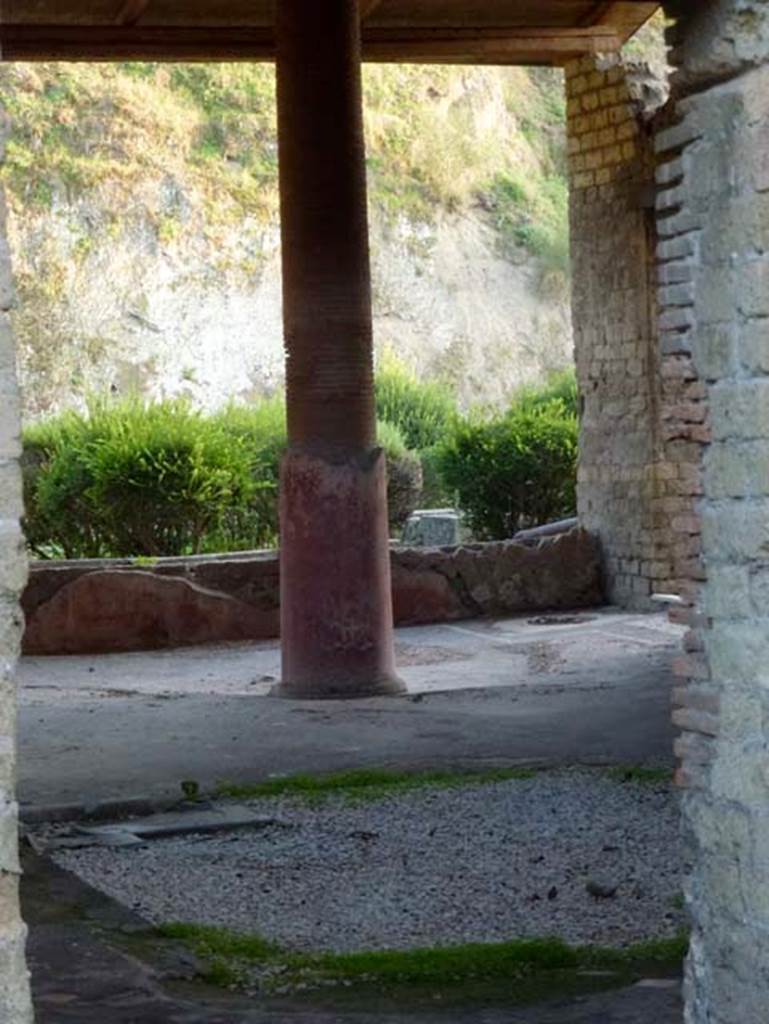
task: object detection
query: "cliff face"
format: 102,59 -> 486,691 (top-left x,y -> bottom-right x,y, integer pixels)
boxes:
1,60 -> 573,418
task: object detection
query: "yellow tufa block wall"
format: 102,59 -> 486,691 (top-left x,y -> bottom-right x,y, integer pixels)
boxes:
565,52 -> 703,610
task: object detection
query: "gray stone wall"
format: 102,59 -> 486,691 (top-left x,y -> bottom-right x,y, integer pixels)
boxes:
660,2 -> 769,1021
664,0 -> 769,92
566,54 -> 677,608
0,114 -> 34,1022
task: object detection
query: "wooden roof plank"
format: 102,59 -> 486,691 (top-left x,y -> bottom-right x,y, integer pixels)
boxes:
592,1 -> 659,34
366,34 -> 620,64
578,1 -> 615,27
0,1 -> 659,63
115,0 -> 151,26
0,24 -> 273,61
360,0 -> 384,19
367,0 -> 596,29
1,0 -> 660,35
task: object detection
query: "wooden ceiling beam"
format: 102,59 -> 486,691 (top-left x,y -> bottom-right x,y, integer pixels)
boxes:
359,0 -> 384,19
365,26 -> 621,64
115,0 -> 151,26
578,1 -> 616,27
0,25 -> 274,61
592,1 -> 659,33
0,23 -> 623,65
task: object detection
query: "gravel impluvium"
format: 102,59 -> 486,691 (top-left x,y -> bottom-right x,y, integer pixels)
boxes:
52,769 -> 684,954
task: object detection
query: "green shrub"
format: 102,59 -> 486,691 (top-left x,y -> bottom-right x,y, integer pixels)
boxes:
22,410 -> 101,559
438,400 -> 577,540
418,445 -> 455,509
377,420 -> 423,529
24,381 -> 581,555
23,397 -> 426,557
24,398 -> 256,558
209,406 -> 423,545
375,354 -> 456,451
24,387 -> 579,555
209,397 -> 287,551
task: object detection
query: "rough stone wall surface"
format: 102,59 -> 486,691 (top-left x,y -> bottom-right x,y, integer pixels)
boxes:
0,116 -> 34,1022
664,0 -> 769,92
21,529 -> 603,656
660,3 -> 769,1021
566,54 -> 681,609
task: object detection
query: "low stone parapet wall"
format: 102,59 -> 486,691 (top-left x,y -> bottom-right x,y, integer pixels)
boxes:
21,528 -> 603,655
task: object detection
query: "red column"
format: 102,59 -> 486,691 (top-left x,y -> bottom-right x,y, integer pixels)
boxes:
274,0 -> 404,698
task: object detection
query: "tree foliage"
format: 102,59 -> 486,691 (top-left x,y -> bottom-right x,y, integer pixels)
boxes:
438,399 -> 578,540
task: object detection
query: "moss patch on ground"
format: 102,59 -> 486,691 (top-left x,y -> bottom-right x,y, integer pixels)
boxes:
216,763 -> 675,805
157,921 -> 688,998
216,765 -> 538,805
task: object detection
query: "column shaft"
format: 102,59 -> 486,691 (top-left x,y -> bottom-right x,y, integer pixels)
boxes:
275,0 -> 403,698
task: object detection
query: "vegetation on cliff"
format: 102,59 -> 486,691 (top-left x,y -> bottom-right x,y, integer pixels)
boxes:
2,13 -> 665,419
0,58 -> 577,417
1,61 -> 568,257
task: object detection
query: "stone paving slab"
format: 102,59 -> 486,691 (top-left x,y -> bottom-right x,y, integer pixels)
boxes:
30,803 -> 286,852
82,803 -> 282,840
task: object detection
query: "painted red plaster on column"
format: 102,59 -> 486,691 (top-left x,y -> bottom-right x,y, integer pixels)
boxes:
278,445 -> 403,698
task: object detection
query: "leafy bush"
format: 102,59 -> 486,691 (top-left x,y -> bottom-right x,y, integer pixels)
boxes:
377,420 -> 423,529
375,353 -> 456,451
208,398 -> 287,551
23,397 -> 426,557
24,399 -> 256,558
438,400 -> 577,540
206,407 -> 423,545
417,445 -> 455,509
22,410 -> 102,559
211,407 -> 423,544
23,373 -> 579,556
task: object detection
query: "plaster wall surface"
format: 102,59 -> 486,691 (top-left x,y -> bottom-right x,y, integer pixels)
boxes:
0,115 -> 34,1022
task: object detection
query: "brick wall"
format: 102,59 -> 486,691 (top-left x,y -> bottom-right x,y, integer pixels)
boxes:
0,113 -> 33,1022
659,2 -> 769,1021
566,54 -> 680,608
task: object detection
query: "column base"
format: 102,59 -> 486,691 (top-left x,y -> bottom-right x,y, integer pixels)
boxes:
276,444 -> 405,700
272,673 -> 406,701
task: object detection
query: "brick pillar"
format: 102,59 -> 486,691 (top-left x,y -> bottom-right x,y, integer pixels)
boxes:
274,0 -> 404,699
0,115 -> 34,1021
565,54 -> 677,608
659,1 -> 769,1021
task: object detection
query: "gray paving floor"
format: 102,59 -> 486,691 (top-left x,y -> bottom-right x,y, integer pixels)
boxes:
18,608 -> 681,811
